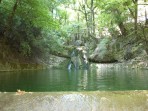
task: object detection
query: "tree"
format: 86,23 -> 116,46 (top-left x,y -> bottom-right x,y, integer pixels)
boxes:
0,0 -> 57,57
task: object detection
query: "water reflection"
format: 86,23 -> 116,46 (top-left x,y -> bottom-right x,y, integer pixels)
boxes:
0,64 -> 148,92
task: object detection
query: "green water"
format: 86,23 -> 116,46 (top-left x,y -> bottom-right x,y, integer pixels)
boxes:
0,64 -> 148,92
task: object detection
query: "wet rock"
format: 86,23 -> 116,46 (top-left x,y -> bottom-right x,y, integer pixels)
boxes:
0,91 -> 148,111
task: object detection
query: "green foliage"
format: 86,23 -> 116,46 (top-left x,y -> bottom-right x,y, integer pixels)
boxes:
17,0 -> 56,29
20,42 -> 31,56
0,0 -> 147,65
0,0 -> 62,58
97,0 -> 129,30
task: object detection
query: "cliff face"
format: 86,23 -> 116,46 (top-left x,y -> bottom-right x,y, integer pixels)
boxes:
0,42 -> 46,71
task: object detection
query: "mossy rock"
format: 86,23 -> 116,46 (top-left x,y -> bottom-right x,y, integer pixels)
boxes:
54,59 -> 70,69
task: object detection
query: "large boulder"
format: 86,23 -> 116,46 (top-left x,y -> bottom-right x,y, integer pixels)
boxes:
90,38 -> 116,63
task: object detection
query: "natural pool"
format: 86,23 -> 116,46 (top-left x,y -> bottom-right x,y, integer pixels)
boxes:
0,64 -> 148,111
0,64 -> 148,92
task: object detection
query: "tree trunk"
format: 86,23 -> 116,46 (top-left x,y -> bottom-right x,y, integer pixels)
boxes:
115,9 -> 127,36
83,5 -> 90,37
145,8 -> 148,25
8,0 -> 19,27
145,47 -> 148,55
92,10 -> 95,34
77,12 -> 80,40
4,0 -> 19,38
144,41 -> 148,54
90,0 -> 95,35
134,0 -> 138,34
118,22 -> 127,36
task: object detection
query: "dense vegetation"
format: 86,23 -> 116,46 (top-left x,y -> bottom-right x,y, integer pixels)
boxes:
0,0 -> 148,70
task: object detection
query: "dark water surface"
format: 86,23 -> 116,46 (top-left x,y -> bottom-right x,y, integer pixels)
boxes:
0,64 -> 148,92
